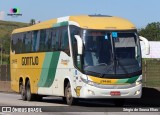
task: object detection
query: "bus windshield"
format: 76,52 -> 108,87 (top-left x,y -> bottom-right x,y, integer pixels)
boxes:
82,30 -> 141,78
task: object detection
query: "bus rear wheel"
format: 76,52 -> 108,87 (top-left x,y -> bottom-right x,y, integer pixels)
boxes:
65,83 -> 77,105
20,84 -> 26,101
26,80 -> 35,101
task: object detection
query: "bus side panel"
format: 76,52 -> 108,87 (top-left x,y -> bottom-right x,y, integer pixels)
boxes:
38,52 -> 76,96
10,52 -> 45,93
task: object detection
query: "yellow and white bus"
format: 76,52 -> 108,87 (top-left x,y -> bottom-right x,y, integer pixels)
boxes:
10,15 -> 149,105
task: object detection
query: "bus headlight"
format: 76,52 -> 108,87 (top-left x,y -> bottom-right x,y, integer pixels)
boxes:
135,80 -> 142,86
80,77 -> 95,86
80,77 -> 88,84
88,80 -> 94,86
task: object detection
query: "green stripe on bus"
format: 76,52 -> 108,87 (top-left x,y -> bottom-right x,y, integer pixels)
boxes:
126,76 -> 139,83
116,75 -> 139,84
116,79 -> 128,84
38,52 -> 60,87
53,21 -> 68,27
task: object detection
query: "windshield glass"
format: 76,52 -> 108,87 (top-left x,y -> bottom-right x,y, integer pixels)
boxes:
83,31 -> 112,67
82,30 -> 141,77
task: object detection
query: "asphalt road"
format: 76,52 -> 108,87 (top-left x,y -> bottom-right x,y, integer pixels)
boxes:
0,87 -> 159,107
0,87 -> 159,114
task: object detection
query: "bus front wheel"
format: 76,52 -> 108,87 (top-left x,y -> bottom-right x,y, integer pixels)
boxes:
65,83 -> 77,105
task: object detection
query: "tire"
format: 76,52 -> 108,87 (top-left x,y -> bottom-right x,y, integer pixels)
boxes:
113,99 -> 125,107
20,84 -> 26,101
26,80 -> 35,101
65,83 -> 77,105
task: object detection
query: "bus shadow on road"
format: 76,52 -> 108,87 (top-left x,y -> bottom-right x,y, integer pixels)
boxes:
23,87 -> 160,107
126,87 -> 160,107
77,87 -> 160,107
41,97 -> 65,105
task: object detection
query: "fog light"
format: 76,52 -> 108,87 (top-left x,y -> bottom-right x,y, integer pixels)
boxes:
88,90 -> 95,95
134,90 -> 140,95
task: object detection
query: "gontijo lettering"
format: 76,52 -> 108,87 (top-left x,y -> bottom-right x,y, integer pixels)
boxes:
22,56 -> 39,65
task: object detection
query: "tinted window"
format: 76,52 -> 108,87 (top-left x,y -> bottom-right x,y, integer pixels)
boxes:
11,26 -> 71,56
24,32 -> 32,53
32,30 -> 39,52
60,27 -> 70,55
39,29 -> 46,52
70,26 -> 81,67
51,29 -> 59,51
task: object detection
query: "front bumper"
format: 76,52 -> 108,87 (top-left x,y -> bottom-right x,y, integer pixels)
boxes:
80,83 -> 142,98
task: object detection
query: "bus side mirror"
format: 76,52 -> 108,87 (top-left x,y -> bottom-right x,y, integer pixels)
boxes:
74,35 -> 83,55
139,36 -> 150,55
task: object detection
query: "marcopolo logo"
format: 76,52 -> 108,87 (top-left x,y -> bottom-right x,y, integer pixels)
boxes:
7,8 -> 22,17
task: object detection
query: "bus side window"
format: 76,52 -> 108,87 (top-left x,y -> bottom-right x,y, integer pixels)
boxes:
39,29 -> 46,52
70,26 -> 80,66
32,31 -> 38,52
11,34 -> 17,53
24,32 -> 32,53
60,27 -> 70,56
13,34 -> 18,53
36,31 -> 40,52
21,33 -> 25,53
24,33 -> 27,53
55,29 -> 60,51
51,29 -> 56,51
47,29 -> 52,51
11,39 -> 14,52
15,33 -> 23,54
45,29 -> 50,51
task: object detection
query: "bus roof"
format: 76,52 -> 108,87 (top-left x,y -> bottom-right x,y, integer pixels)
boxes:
12,15 -> 136,34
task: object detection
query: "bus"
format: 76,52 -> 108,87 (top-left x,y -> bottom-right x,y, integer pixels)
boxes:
10,15 -> 149,105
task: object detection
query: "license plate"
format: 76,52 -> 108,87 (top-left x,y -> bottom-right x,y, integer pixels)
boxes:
110,91 -> 121,96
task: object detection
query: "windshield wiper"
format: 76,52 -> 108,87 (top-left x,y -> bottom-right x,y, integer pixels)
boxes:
84,63 -> 114,78
115,57 -> 129,76
99,62 -> 114,78
96,63 -> 108,67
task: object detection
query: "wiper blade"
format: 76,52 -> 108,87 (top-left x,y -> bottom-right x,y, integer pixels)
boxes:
116,58 -> 129,76
84,63 -> 114,78
96,63 -> 108,66
99,62 -> 114,78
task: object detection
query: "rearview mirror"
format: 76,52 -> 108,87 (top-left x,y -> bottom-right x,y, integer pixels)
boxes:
139,36 -> 150,55
74,35 -> 83,55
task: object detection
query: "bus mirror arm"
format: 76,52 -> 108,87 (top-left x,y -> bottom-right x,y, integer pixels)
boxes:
74,35 -> 83,55
139,36 -> 150,55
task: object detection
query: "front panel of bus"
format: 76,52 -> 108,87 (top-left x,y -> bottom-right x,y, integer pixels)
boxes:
70,26 -> 142,98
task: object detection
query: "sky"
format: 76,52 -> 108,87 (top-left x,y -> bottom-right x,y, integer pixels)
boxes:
0,0 -> 160,28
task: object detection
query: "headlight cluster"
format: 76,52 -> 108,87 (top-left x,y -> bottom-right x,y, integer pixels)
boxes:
135,80 -> 142,86
80,77 -> 95,86
87,80 -> 95,86
80,76 -> 142,88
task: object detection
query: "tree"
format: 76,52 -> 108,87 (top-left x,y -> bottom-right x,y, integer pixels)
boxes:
30,19 -> 36,25
2,34 -> 10,53
0,34 -> 10,64
138,22 -> 160,41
